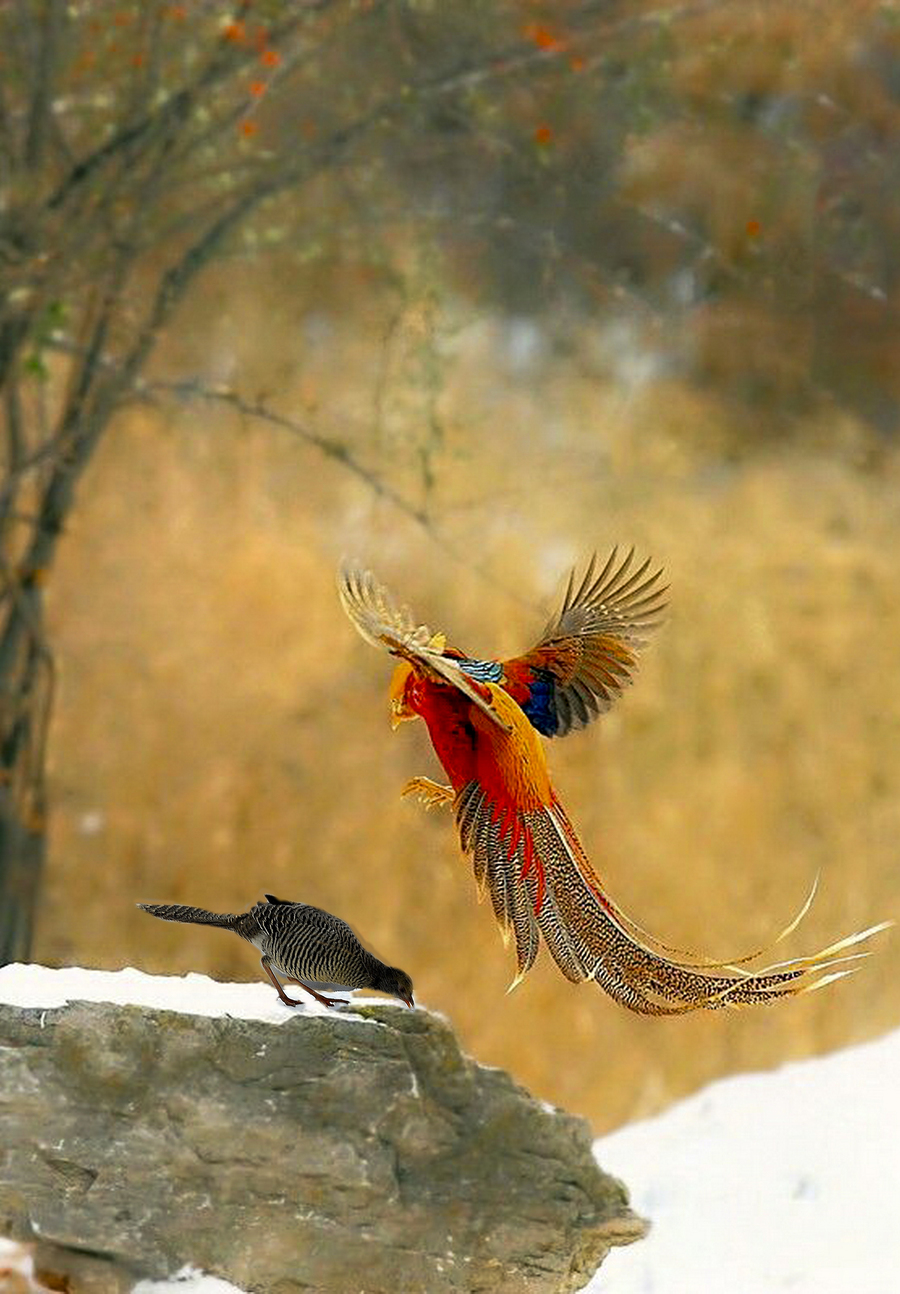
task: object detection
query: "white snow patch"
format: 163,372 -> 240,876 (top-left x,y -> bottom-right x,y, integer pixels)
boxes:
586,1029 -> 900,1294
0,1236 -> 35,1279
133,1265 -> 246,1294
0,1251 -> 248,1294
0,963 -> 400,1026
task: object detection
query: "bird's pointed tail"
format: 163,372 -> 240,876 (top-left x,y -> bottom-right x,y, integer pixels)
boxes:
138,903 -> 247,933
455,783 -> 890,1014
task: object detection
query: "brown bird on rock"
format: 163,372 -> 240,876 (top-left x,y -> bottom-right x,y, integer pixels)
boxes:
138,894 -> 414,1009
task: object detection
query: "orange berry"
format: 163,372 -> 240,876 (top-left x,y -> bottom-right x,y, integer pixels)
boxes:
746,218 -> 761,237
260,48 -> 280,67
240,119 -> 259,137
534,123 -> 554,145
524,23 -> 566,52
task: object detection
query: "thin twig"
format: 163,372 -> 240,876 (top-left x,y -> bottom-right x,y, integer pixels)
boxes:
142,375 -> 433,531
139,376 -> 536,610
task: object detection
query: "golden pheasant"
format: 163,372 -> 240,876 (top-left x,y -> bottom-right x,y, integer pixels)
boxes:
339,549 -> 887,1015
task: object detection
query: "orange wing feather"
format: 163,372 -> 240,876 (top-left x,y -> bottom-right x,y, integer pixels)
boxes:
503,548 -> 668,737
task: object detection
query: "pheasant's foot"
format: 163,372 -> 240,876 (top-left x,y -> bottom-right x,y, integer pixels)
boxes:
401,776 -> 453,809
283,977 -> 345,1008
302,989 -> 344,1008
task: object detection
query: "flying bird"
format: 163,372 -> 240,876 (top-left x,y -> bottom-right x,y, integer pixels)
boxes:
138,894 -> 414,1009
339,549 -> 887,1015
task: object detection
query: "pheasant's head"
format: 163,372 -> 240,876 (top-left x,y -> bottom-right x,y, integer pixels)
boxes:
389,631 -> 446,727
373,964 -> 415,1008
389,660 -> 417,728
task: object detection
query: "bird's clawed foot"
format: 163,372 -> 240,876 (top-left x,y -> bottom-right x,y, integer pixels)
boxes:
401,776 -> 453,809
305,991 -> 345,1009
282,977 -> 345,1008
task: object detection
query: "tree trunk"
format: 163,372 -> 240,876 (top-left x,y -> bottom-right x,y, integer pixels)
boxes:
0,593 -> 51,965
0,788 -> 45,964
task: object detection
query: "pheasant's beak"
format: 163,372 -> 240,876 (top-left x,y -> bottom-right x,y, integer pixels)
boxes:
389,661 -> 415,729
402,995 -> 415,1009
391,699 -> 417,730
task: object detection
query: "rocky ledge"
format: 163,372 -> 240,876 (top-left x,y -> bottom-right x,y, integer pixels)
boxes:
0,967 -> 644,1294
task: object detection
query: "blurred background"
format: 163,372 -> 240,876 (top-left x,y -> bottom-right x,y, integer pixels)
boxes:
1,0 -> 898,1131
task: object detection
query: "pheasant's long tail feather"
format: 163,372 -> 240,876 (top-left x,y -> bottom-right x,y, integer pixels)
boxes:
457,785 -> 543,985
453,784 -> 889,1015
540,801 -> 889,1014
137,902 -> 261,943
584,869 -> 823,971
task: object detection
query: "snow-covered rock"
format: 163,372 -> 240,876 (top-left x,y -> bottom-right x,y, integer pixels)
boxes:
0,964 -> 644,1294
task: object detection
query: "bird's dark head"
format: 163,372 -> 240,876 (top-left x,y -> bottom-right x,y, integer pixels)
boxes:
374,964 -> 415,1008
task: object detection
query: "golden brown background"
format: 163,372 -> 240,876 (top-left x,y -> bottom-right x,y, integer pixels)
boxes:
37,265 -> 899,1132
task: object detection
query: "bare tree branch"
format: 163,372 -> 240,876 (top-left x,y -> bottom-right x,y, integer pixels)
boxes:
25,0 -> 64,167
141,375 -> 433,530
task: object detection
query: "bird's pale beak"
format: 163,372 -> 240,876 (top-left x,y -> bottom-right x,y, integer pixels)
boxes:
402,995 -> 414,1009
391,699 -> 409,730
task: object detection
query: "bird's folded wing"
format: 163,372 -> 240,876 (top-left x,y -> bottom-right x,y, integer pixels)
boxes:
501,547 -> 668,737
338,563 -> 509,731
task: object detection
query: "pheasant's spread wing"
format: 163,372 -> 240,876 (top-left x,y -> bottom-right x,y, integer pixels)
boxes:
502,548 -> 667,737
338,563 -> 509,731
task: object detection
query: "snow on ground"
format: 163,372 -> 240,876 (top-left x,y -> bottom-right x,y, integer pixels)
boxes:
587,1028 -> 900,1294
133,1267 -> 246,1294
0,963 -> 403,1024
0,1237 -> 37,1288
0,1245 -> 245,1294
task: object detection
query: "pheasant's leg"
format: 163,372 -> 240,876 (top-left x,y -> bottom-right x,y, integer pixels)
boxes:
261,957 -> 343,1009
281,975 -> 345,1008
401,776 -> 453,809
295,981 -> 345,1008
261,956 -> 305,1006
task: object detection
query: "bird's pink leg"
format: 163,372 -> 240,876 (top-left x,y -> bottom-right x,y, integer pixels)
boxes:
261,957 -> 342,1008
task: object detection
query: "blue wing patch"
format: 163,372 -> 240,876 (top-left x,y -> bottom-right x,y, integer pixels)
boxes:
518,668 -> 559,736
458,656 -> 559,735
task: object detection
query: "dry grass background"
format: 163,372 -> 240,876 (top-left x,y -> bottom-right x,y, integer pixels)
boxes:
35,270 -> 900,1131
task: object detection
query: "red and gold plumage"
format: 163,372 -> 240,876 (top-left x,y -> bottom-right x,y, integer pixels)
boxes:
339,552 -> 888,1015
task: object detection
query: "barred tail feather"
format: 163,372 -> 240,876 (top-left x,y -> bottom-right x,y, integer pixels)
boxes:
452,781 -> 889,1015
138,903 -> 240,928
506,875 -> 541,988
538,801 -> 888,1013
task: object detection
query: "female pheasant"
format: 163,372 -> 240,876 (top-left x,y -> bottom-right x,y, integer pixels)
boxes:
139,894 -> 414,1009
339,549 -> 886,1016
